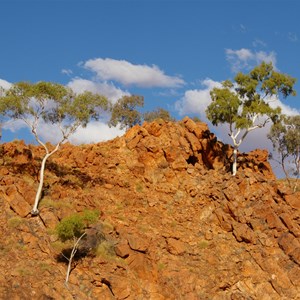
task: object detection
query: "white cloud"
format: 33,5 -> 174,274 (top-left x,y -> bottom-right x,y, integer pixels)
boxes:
267,95 -> 300,116
36,120 -> 125,145
226,48 -> 277,72
68,122 -> 125,145
175,78 -> 221,117
256,51 -> 277,66
83,58 -> 185,88
61,69 -> 73,76
0,78 -> 12,90
252,39 -> 267,48
2,119 -> 27,132
67,78 -> 129,103
3,117 -> 125,145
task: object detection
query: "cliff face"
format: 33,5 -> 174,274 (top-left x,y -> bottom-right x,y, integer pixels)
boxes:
0,117 -> 299,299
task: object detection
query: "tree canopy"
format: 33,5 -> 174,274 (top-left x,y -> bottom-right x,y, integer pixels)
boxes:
268,114 -> 300,189
0,81 -> 109,215
206,62 -> 296,175
109,95 -> 144,129
143,107 -> 175,123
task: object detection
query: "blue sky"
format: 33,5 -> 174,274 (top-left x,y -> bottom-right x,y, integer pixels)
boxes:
1,0 -> 299,174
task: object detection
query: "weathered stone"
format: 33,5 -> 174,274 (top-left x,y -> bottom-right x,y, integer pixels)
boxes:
115,240 -> 131,258
185,132 -> 202,152
278,232 -> 300,256
126,134 -> 143,150
146,122 -> 165,137
39,209 -> 58,229
265,212 -> 286,231
9,193 -> 31,217
166,238 -> 186,255
171,157 -> 188,171
183,117 -> 208,139
127,233 -> 151,252
232,223 -> 256,244
279,213 -> 300,237
107,275 -> 131,300
284,192 -> 300,209
1,118 -> 300,299
163,146 -> 181,163
126,252 -> 153,280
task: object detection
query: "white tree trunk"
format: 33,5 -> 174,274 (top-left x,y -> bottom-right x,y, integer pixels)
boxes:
31,153 -> 51,215
229,114 -> 261,176
232,147 -> 238,176
31,143 -> 61,215
65,233 -> 86,285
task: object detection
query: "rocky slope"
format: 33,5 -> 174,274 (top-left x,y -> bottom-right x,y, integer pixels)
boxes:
0,117 -> 299,299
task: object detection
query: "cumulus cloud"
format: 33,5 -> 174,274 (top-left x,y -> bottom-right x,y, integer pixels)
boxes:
226,48 -> 277,72
267,95 -> 300,116
0,78 -> 12,90
175,79 -> 221,117
68,122 -> 125,145
3,117 -> 125,145
35,120 -> 125,145
67,78 -> 129,103
2,119 -> 27,133
83,58 -> 185,88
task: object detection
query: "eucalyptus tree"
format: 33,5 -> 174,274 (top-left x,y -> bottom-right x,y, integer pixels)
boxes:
143,107 -> 175,123
268,114 -> 300,190
109,95 -> 144,129
0,81 -> 109,215
206,62 -> 296,175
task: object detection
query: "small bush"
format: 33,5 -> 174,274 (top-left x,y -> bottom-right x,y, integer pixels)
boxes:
40,197 -> 72,209
8,217 -> 24,228
56,210 -> 99,242
55,209 -> 100,285
95,240 -> 116,258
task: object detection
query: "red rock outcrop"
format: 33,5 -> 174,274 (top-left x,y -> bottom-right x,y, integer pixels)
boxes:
0,117 -> 299,299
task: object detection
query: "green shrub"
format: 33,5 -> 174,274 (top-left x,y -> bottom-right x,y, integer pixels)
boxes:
95,240 -> 116,258
56,210 -> 99,242
8,217 -> 24,228
55,209 -> 100,285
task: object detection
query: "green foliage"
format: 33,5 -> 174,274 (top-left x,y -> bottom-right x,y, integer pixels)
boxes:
268,114 -> 300,183
56,210 -> 99,242
198,240 -> 209,249
135,181 -> 144,193
191,116 -> 202,123
0,81 -> 109,132
0,81 -> 109,215
7,217 -> 25,228
207,87 -> 241,127
95,240 -> 116,258
205,62 -> 296,175
109,95 -> 144,129
207,62 -> 296,132
143,107 -> 175,123
157,262 -> 166,271
40,197 -> 73,210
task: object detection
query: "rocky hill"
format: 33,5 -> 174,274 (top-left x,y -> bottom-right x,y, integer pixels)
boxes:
0,117 -> 299,299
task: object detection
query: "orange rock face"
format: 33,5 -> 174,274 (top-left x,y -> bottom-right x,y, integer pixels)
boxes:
0,118 -> 299,299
